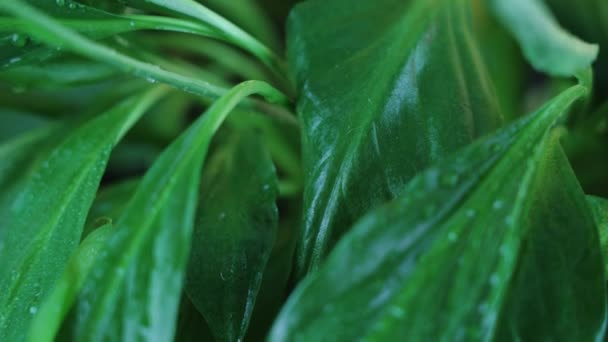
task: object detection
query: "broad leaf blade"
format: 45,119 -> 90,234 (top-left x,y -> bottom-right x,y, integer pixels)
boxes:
0,88 -> 164,341
289,0 -> 503,278
70,81 -> 285,341
270,85 -> 605,340
186,128 -> 278,342
494,143 -> 605,340
489,0 -> 598,78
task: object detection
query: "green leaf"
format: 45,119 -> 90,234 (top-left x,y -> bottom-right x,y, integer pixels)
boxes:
0,88 -> 165,341
493,135 -> 604,341
0,109 -> 49,142
68,80 -> 285,341
0,0 -> 224,68
0,60 -> 118,89
185,127 -> 278,342
544,0 -> 608,98
116,0 -> 286,79
0,1 -> 233,103
202,0 -> 282,51
28,223 -> 113,342
83,178 -> 140,237
245,202 -> 300,340
588,195 -> 608,278
471,0 -> 525,121
289,0 -> 504,278
269,84 -> 606,341
489,0 -> 599,78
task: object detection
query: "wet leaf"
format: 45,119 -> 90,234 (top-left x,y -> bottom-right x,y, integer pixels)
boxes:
0,88 -> 165,341
289,0 -> 504,278
68,81 -> 285,341
270,85 -> 605,341
186,127 -> 278,342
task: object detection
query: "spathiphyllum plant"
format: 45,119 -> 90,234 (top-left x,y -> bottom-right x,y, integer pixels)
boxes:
1,0 -> 608,341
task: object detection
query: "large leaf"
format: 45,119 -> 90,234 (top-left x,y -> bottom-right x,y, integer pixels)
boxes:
288,0 -> 504,278
269,85 -> 606,341
186,127 -> 278,342
489,0 -> 598,78
0,88 -> 165,341
67,80 -> 285,341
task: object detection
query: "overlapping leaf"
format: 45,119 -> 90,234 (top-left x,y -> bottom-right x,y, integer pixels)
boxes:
489,0 -> 598,78
186,128 -> 278,342
67,81 -> 285,341
116,0 -> 285,78
28,223 -> 113,342
548,0 -> 608,95
0,88 -> 165,341
288,0 -> 504,278
0,0 -> 220,68
270,85 -> 605,341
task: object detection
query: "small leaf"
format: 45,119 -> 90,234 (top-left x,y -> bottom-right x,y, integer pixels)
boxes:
186,127 -> 278,342
270,84 -> 605,341
489,0 -> 599,78
0,88 -> 165,341
288,0 -> 504,278
69,80 -> 285,341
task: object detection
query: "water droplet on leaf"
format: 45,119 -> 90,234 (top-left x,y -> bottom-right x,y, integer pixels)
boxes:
10,33 -> 28,48
492,200 -> 504,210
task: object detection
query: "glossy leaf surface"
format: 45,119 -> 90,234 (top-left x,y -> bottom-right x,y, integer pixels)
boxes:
270,85 -> 605,341
288,0 -> 503,278
0,89 -> 164,341
69,81 -> 285,341
186,128 -> 278,342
